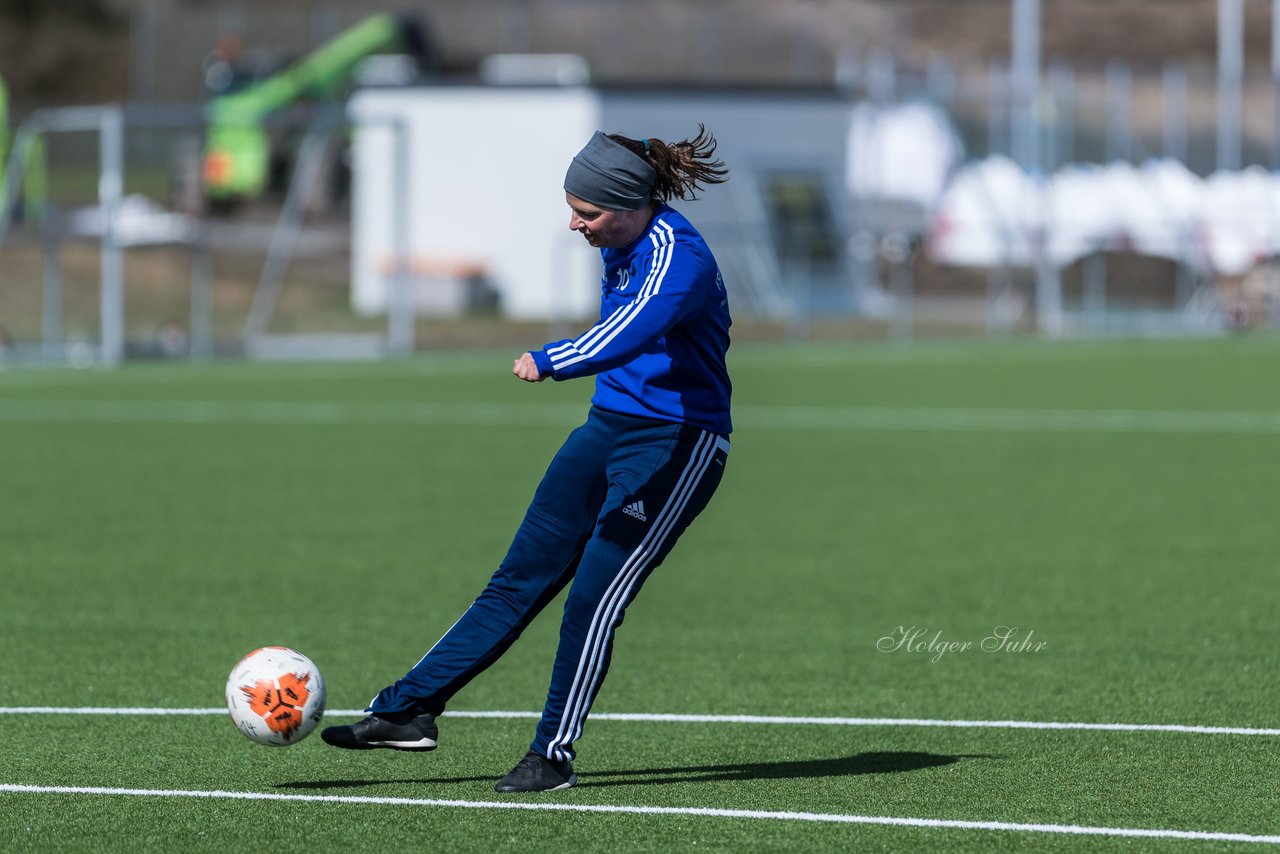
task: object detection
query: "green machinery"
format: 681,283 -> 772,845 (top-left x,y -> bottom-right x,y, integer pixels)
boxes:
0,75 -> 6,182
0,75 -> 48,226
201,12 -> 434,206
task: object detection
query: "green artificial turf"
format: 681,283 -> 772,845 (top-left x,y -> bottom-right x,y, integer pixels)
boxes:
1,335 -> 1278,851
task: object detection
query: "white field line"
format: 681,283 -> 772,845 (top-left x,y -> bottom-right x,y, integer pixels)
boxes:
0,400 -> 584,427
0,357 -> 501,387
0,338 -> 1258,388
3,399 -> 1280,434
0,784 -> 1276,845
1,707 -> 1277,736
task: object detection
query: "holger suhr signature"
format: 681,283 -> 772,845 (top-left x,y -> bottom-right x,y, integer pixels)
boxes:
877,625 -> 1047,663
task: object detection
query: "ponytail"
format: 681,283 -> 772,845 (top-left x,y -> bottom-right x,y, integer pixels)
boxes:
608,124 -> 728,204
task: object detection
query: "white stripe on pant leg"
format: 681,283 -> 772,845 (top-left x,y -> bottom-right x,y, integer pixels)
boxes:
551,428 -> 724,756
565,430 -> 727,717
547,432 -> 719,759
546,431 -> 713,757
545,432 -> 715,759
555,434 -> 721,754
365,609 -> 473,709
546,432 -> 715,755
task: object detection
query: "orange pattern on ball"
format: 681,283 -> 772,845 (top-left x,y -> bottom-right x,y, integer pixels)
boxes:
241,671 -> 312,737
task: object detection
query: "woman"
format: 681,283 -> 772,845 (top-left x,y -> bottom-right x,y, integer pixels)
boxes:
323,126 -> 732,793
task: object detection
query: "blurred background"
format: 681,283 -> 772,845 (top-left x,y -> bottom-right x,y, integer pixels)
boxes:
2,0 -> 1280,365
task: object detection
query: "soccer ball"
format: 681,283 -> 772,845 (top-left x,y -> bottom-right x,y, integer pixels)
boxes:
225,646 -> 326,746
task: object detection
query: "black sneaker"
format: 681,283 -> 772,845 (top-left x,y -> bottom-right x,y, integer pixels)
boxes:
320,711 -> 438,751
494,750 -> 577,793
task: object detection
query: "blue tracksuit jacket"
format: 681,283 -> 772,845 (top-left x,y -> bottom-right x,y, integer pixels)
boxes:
530,204 -> 733,435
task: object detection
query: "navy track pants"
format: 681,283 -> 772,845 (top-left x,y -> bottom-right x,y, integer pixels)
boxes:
368,406 -> 730,761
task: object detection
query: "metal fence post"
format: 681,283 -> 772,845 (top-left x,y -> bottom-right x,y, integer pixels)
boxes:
386,119 -> 415,356
1273,0 -> 1280,169
99,106 -> 125,367
1163,62 -> 1189,164
1084,251 -> 1107,333
41,217 -> 63,360
885,233 -> 914,342
1011,0 -> 1041,171
987,59 -> 1009,158
190,228 -> 214,361
1105,61 -> 1133,162
1218,0 -> 1243,171
1034,174 -> 1064,337
1046,60 -> 1075,170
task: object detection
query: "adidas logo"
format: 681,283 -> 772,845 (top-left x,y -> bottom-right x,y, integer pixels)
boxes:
622,500 -> 647,522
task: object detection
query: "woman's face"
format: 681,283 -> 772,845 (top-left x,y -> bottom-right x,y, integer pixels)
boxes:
566,193 -> 652,249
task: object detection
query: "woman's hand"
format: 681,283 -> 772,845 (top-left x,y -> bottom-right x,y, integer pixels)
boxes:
513,352 -> 545,382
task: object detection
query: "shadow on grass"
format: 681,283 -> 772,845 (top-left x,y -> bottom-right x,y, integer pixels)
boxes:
579,752 -> 996,787
278,751 -> 996,791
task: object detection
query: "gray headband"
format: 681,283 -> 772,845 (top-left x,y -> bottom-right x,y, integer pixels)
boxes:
563,131 -> 656,211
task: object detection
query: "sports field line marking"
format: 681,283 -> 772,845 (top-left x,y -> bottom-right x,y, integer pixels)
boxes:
3,399 -> 1280,434
2,707 -> 1277,736
1,784 -> 1276,845
0,357 -> 501,387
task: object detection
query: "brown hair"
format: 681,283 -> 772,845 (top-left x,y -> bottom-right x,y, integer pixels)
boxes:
608,124 -> 728,204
